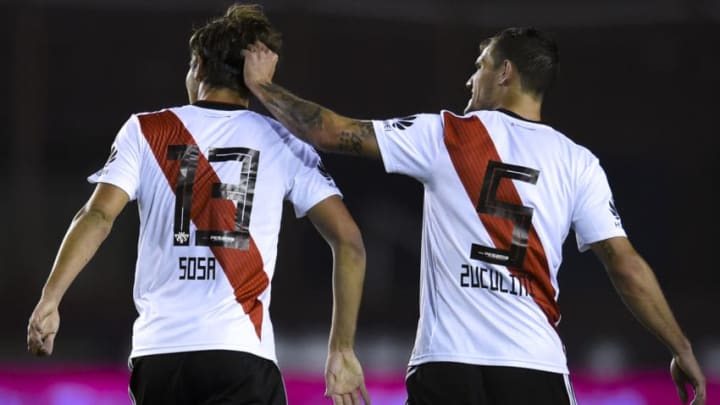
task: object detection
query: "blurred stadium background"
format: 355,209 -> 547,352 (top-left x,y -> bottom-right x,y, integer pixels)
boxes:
1,0 -> 718,403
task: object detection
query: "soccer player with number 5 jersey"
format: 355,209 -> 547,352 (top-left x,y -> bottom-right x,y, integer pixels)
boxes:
242,27 -> 706,405
27,4 -> 370,405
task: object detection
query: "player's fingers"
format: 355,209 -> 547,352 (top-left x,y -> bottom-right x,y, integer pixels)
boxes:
243,45 -> 260,59
27,319 -> 39,338
675,374 -> 688,403
330,394 -> 343,405
691,383 -> 707,405
27,322 -> 44,354
255,41 -> 269,52
28,336 -> 49,356
27,335 -> 41,355
42,333 -> 56,355
350,391 -> 360,405
324,374 -> 336,397
359,382 -> 371,404
242,48 -> 259,61
332,393 -> 349,405
671,361 -> 689,403
28,313 -> 55,356
28,311 -> 44,331
676,384 -> 688,403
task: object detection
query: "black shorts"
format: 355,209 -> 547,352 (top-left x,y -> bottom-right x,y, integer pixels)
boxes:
405,362 -> 577,405
129,350 -> 287,405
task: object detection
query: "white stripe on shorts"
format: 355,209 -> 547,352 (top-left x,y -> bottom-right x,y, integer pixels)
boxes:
563,374 -> 578,405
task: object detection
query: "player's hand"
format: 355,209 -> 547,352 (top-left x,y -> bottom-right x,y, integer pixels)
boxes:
27,299 -> 60,356
671,354 -> 706,404
242,41 -> 278,90
325,349 -> 371,405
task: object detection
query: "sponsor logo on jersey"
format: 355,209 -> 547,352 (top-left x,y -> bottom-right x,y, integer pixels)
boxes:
316,161 -> 336,185
609,198 -> 622,226
105,145 -> 118,166
383,115 -> 417,131
94,145 -> 118,177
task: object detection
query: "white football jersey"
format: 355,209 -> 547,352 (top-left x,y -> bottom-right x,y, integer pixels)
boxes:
89,101 -> 341,363
372,109 -> 626,374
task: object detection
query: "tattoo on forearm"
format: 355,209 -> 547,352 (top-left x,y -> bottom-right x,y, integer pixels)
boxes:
257,83 -> 375,155
338,122 -> 374,155
291,100 -> 323,130
259,83 -> 323,130
339,131 -> 362,154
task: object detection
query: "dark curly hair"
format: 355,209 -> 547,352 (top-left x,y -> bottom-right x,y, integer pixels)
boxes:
189,3 -> 282,98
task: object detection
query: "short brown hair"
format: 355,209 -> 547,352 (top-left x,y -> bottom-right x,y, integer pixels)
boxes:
189,3 -> 282,98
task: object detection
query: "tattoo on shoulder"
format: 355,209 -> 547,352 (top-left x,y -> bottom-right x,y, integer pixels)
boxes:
338,122 -> 373,155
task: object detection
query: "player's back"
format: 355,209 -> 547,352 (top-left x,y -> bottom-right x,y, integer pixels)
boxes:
373,109 -> 625,373
90,101 -> 340,363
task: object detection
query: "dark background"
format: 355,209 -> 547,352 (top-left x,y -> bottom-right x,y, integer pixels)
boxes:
1,0 -> 718,377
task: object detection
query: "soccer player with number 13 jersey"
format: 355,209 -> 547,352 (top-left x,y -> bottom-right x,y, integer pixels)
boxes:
28,4 -> 370,405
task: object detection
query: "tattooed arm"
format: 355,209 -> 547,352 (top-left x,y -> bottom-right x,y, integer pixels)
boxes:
242,42 -> 381,159
591,237 -> 706,405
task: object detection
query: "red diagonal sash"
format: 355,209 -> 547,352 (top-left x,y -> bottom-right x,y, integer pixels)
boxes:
139,110 -> 268,339
443,112 -> 560,327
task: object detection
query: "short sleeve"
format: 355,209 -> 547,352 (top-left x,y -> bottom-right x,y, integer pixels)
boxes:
286,152 -> 342,218
87,115 -> 142,201
372,113 -> 443,182
572,155 -> 627,251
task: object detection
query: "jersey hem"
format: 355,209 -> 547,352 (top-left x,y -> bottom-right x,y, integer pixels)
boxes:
408,354 -> 569,374
130,343 -> 277,364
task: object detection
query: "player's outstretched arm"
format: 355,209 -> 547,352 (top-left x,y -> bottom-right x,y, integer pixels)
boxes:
27,183 -> 128,356
591,237 -> 706,405
307,196 -> 370,405
243,42 -> 380,160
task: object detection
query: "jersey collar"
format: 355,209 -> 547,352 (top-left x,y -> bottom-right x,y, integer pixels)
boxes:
193,100 -> 248,111
495,108 -> 543,124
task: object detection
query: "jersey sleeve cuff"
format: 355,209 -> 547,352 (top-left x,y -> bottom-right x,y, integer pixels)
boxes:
576,229 -> 627,252
87,173 -> 137,201
372,120 -> 398,174
293,190 -> 343,218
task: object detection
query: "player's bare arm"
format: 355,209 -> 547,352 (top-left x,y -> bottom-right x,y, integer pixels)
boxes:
307,196 -> 370,405
28,183 -> 129,356
243,42 -> 380,159
591,237 -> 706,405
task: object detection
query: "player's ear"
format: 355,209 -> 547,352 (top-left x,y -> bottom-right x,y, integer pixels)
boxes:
191,55 -> 206,81
498,60 -> 513,85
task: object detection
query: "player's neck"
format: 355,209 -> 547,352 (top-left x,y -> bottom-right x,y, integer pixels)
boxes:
497,92 -> 542,122
197,85 -> 249,108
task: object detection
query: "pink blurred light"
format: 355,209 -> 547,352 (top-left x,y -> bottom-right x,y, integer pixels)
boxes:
0,366 -> 716,405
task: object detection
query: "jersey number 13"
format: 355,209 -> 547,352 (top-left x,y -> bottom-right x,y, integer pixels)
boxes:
167,145 -> 259,250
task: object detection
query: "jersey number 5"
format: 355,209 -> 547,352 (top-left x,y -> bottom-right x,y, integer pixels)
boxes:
168,145 -> 259,250
471,161 -> 539,268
